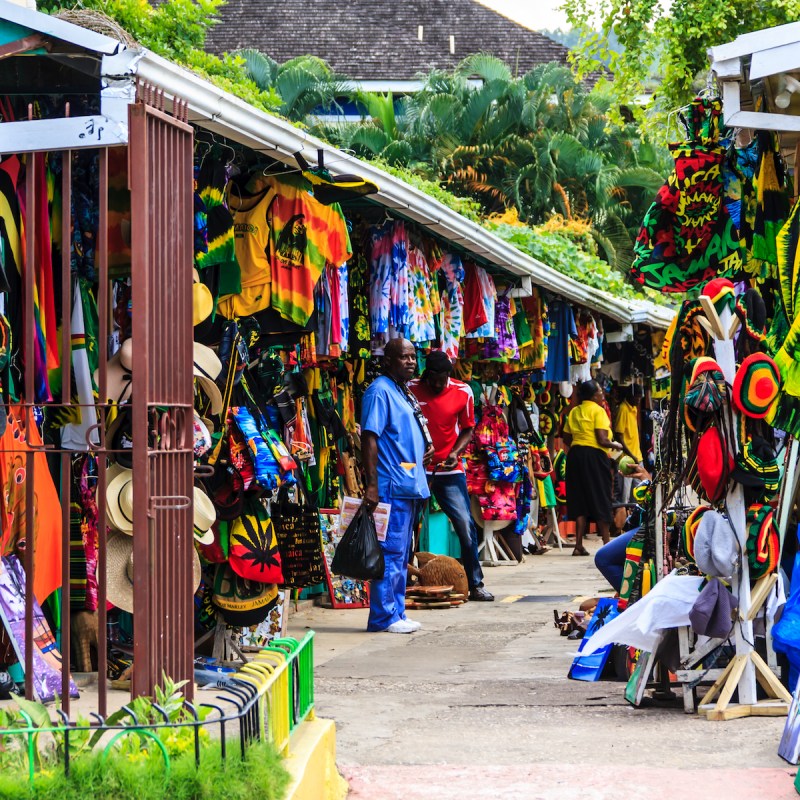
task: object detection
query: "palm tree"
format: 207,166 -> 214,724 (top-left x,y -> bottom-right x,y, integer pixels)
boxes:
238,49 -> 348,123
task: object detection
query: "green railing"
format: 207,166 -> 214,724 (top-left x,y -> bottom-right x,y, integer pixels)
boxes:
0,630 -> 316,787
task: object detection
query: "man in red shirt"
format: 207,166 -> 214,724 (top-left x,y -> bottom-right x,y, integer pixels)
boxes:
409,351 -> 493,601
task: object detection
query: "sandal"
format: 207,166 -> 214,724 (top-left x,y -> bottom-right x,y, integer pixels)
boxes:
572,547 -> 590,556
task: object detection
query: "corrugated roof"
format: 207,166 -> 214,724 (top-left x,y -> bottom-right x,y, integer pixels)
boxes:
204,0 -> 573,80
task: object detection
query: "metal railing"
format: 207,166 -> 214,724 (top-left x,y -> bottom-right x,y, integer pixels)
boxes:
0,631 -> 315,788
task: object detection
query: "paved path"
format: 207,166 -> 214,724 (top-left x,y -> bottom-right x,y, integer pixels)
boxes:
287,537 -> 798,798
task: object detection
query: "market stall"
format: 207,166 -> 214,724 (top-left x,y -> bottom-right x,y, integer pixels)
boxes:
0,0 -> 673,710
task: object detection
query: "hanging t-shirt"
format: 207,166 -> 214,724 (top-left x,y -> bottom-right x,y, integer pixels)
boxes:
406,244 -> 437,343
217,186 -> 276,319
437,253 -> 465,360
269,183 -> 351,326
544,299 -> 577,383
462,262 -> 489,334
466,265 -> 496,339
521,289 -> 547,370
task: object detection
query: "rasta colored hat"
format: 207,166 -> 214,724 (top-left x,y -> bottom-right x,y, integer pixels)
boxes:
732,353 -> 780,419
701,277 -> 736,315
732,436 -> 780,497
694,425 -> 734,503
539,410 -> 557,435
682,505 -> 711,562
746,503 -> 779,579
684,357 -> 727,432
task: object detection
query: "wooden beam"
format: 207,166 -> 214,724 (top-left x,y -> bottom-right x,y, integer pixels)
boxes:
0,33 -> 49,60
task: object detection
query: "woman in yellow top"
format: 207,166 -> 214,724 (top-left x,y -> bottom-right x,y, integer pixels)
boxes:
562,380 -> 624,556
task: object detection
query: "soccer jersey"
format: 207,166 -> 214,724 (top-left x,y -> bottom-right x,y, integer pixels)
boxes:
408,377 -> 475,474
614,400 -> 642,462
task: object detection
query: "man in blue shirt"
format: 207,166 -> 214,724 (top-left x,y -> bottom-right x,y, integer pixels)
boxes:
361,338 -> 431,633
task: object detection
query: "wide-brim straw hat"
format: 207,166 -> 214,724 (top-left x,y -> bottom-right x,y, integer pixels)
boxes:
194,486 -> 216,545
193,342 -> 223,415
107,532 -> 201,614
95,338 -> 133,405
106,468 -> 134,534
193,269 -> 214,327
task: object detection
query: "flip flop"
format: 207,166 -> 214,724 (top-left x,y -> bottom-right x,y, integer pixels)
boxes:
572,547 -> 590,556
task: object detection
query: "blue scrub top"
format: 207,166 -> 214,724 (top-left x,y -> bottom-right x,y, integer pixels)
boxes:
361,376 -> 430,501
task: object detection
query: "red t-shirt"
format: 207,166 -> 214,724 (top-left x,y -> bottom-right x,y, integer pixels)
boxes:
408,377 -> 475,474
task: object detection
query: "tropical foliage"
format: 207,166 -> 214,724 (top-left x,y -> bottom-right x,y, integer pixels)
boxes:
308,56 -> 670,273
562,0 -> 800,132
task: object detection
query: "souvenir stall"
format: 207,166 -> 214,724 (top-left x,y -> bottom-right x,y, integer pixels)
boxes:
0,1 -> 674,710
574,77 -> 800,721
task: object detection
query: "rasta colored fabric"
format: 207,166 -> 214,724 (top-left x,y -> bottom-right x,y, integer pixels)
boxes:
767,199 -> 800,436
752,131 -> 789,277
682,505 -> 711,563
630,98 -> 744,293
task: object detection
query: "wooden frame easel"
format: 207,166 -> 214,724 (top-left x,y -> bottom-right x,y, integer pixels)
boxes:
693,298 -> 791,720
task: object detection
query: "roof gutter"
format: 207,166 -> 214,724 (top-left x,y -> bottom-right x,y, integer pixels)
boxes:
133,50 -> 673,328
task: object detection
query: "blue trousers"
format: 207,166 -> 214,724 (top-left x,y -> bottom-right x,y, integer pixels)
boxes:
367,498 -> 421,631
430,472 -> 484,591
594,527 -> 638,592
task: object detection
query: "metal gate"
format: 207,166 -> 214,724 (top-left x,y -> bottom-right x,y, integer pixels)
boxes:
128,88 -> 194,699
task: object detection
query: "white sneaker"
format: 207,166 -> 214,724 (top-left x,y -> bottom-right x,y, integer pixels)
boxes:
403,618 -> 422,631
384,619 -> 417,634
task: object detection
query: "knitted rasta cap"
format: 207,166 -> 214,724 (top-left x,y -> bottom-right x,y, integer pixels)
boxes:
732,353 -> 780,419
682,505 -> 711,562
746,503 -> 779,579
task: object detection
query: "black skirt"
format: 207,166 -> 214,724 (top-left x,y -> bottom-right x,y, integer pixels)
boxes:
565,445 -> 613,523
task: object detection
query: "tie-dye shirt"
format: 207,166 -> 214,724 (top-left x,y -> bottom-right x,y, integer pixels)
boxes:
437,253 -> 465,359
269,179 -> 351,326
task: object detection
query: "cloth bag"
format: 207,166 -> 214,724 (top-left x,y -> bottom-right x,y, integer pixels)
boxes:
272,481 -> 327,589
330,504 -> 385,581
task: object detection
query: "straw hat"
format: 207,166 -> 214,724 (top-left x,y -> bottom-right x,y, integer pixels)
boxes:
106,531 -> 202,614
194,486 -> 216,545
106,468 -> 134,533
95,338 -> 133,404
193,269 -> 213,327
193,342 -> 223,415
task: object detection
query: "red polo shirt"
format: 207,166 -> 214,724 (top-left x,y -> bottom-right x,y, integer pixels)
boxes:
408,377 -> 475,474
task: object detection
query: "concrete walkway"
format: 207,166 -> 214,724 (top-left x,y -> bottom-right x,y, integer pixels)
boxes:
286,538 -> 799,799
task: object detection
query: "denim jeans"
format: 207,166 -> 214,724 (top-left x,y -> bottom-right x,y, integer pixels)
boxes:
594,527 -> 638,592
430,472 -> 484,591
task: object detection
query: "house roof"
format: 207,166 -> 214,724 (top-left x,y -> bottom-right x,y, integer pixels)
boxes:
204,0 -> 572,80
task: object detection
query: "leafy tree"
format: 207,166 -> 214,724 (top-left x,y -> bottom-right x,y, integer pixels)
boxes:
562,0 -> 800,133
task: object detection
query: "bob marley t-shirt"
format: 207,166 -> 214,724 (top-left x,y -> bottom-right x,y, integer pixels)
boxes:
269,181 -> 351,326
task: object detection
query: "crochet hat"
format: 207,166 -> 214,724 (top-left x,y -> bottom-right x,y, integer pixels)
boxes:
695,426 -> 734,502
689,577 -> 738,639
731,436 -> 780,497
746,503 -> 779,579
539,410 -> 556,436
701,277 -> 736,315
682,505 -> 711,562
694,510 -> 739,578
732,353 -> 780,419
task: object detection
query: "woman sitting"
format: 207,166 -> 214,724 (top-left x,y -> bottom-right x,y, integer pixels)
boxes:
562,380 -> 623,556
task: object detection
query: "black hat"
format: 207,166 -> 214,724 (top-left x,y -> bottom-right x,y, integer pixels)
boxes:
425,351 -> 453,374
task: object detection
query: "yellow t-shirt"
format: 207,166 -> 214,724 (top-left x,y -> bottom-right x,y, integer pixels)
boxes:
614,400 -> 643,462
564,401 -> 611,451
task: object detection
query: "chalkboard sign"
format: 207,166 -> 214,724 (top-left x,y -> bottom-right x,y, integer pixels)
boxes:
320,512 -> 370,609
272,489 -> 327,589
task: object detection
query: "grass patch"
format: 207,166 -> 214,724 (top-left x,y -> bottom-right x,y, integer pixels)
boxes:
0,737 -> 290,800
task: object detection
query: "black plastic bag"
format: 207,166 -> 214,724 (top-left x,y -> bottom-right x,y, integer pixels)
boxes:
331,504 -> 385,580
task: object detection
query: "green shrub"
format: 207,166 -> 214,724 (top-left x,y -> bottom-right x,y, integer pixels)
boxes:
0,737 -> 289,800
